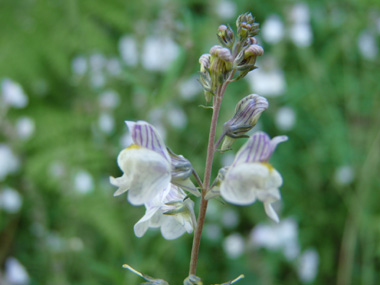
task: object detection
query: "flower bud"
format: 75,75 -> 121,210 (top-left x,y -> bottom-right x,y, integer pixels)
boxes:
236,13 -> 260,42
209,45 -> 233,91
199,54 -> 213,102
199,53 -> 211,73
234,44 -> 264,79
217,25 -> 235,49
221,94 -> 268,151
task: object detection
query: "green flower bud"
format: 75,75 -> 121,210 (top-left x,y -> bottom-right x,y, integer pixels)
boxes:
199,54 -> 213,102
236,13 -> 260,42
209,45 -> 233,92
217,24 -> 235,49
234,42 -> 264,79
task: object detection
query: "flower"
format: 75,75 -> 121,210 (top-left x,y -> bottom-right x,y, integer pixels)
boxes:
110,121 -> 199,205
220,132 -> 287,222
134,184 -> 196,240
221,94 -> 268,150
110,121 -> 172,205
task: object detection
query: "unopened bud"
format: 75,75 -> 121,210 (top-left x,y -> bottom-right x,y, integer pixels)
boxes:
199,54 -> 213,102
217,25 -> 235,49
236,13 -> 260,41
209,45 -> 233,91
233,43 -> 264,80
221,94 -> 268,151
199,53 -> 211,73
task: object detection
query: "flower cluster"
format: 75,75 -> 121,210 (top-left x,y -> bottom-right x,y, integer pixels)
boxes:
110,12 -> 289,284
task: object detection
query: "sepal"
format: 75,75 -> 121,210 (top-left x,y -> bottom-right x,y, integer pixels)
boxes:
212,274 -> 245,285
122,264 -> 169,285
167,148 -> 201,197
184,275 -> 203,285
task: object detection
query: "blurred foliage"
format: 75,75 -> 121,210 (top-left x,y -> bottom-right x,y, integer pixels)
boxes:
1,0 -> 380,284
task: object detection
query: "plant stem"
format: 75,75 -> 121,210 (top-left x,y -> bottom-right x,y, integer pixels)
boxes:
189,93 -> 222,276
189,69 -> 236,276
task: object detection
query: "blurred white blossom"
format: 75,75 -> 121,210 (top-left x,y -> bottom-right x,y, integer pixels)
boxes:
204,224 -> 222,241
74,170 -> 94,194
297,248 -> 319,283
46,232 -> 65,252
106,58 -> 122,76
1,78 -> 28,108
142,35 -> 179,71
250,218 -> 300,261
222,208 -> 239,229
89,53 -> 106,72
290,23 -> 313,47
223,233 -> 245,259
334,165 -> 355,185
358,31 -> 378,60
5,257 -> 29,285
166,107 -> 187,129
16,117 -> 35,140
262,15 -> 284,44
90,72 -> 106,88
119,35 -> 138,66
290,3 -> 310,23
0,188 -> 22,213
98,112 -> 115,134
98,90 -> 120,110
246,60 -> 286,97
288,3 -> 313,47
216,0 -> 237,20
178,75 -> 202,100
71,56 -> 87,76
275,106 -> 296,131
0,144 -> 20,180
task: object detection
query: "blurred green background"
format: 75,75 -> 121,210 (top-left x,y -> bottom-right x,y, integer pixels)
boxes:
1,0 -> 380,284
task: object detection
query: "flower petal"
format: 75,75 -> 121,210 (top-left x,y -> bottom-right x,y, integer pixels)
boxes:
269,135 -> 288,159
232,132 -> 288,165
221,163 -> 270,205
160,215 -> 187,240
117,146 -> 171,205
232,132 -> 270,165
134,207 -> 160,237
110,175 -> 131,196
264,202 -> 280,223
125,120 -> 170,161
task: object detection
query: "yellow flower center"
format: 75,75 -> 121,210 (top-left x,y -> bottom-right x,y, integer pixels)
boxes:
126,144 -> 141,150
261,162 -> 274,172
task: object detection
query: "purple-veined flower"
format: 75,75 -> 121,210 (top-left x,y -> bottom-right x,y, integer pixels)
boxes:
110,121 -> 172,206
134,184 -> 196,240
220,132 -> 287,222
110,121 -> 198,206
